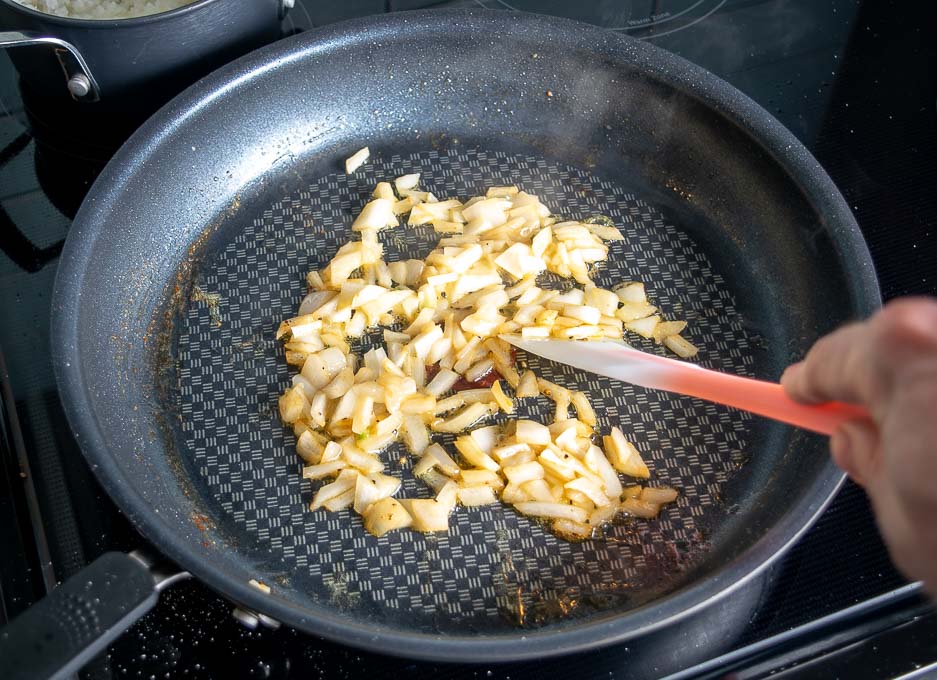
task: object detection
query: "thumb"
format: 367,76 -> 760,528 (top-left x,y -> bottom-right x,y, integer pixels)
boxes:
830,419 -> 880,487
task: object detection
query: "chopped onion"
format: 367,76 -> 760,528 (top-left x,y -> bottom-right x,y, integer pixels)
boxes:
513,501 -> 589,523
344,147 -> 369,174
277,172 -> 692,540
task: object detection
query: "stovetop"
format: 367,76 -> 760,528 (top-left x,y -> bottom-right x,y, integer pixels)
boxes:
1,1 -> 935,678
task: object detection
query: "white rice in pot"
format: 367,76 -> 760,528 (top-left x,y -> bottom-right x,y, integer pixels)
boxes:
13,0 -> 197,19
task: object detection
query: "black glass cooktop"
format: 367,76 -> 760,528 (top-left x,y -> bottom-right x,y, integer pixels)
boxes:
1,1 -> 935,678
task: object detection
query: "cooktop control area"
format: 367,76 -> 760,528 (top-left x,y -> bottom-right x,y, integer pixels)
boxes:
0,1 -> 934,678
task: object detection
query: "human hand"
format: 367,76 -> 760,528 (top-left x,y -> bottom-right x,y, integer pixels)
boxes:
782,298 -> 937,593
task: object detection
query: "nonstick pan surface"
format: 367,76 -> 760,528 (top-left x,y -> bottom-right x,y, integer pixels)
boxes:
51,9 -> 879,662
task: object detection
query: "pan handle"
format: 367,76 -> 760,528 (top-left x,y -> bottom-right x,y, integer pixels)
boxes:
0,551 -> 189,680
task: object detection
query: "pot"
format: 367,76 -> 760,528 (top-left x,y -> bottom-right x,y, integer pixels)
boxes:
0,0 -> 290,109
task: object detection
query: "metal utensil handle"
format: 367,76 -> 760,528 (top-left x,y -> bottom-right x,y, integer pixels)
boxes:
0,30 -> 100,101
0,551 -> 188,680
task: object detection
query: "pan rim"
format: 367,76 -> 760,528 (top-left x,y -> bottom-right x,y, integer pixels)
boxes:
51,8 -> 880,663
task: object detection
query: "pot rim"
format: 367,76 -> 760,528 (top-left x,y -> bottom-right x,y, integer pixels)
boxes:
0,0 -> 224,28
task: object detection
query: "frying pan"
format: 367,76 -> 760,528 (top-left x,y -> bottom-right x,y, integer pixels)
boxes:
0,8 -> 879,677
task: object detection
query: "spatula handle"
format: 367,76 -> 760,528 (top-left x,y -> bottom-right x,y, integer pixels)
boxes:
666,366 -> 871,436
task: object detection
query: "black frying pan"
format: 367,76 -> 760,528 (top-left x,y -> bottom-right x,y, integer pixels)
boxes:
0,9 -> 879,678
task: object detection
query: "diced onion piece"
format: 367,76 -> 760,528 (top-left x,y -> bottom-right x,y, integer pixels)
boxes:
323,488 -> 356,511
352,395 -> 374,435
296,430 -> 324,464
469,425 -> 500,454
604,427 -> 651,478
417,469 -> 450,494
538,448 -> 577,481
436,480 -> 459,508
565,476 -> 610,507
320,440 -> 343,463
409,324 -> 444,361
352,198 -> 397,232
622,485 -> 643,499
459,469 -> 503,489
621,497 -> 660,519
664,334 -> 699,358
485,380 -> 511,413
357,431 -> 396,453
400,393 -> 436,415
513,501 -> 589,523
395,172 -> 421,192
515,420 -> 551,447
504,460 -> 545,485
615,282 -> 646,304
454,435 -> 500,472
590,502 -> 620,527
583,444 -> 623,498
322,366 -> 355,399
399,499 -> 451,532
461,308 -> 506,338
653,320 -> 688,342
495,243 -> 546,279
501,483 -> 528,504
374,412 -> 403,438
373,181 -> 395,200
423,443 -> 461,476
493,442 -> 532,462
519,478 -> 554,502
412,453 -> 437,477
353,473 -> 401,514
344,146 -> 369,174
562,304 -> 601,325
342,444 -> 384,474
298,290 -> 338,317
363,497 -> 412,536
521,325 -> 551,339
423,368 -> 458,399
278,386 -> 308,423
402,415 -> 430,455
486,185 -> 519,197
616,302 -> 658,322
392,196 -> 416,216
462,198 -> 511,226
309,392 -> 327,428
310,469 -> 358,510
570,391 -> 596,426
640,486 -> 678,504
433,402 -> 495,433
302,460 -> 346,480
552,518 -> 593,540
584,286 -> 620,316
515,370 -> 540,398
457,486 -> 498,506
624,314 -> 660,339
301,347 -> 347,388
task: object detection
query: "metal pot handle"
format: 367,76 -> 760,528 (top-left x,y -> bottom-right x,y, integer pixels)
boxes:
0,30 -> 100,101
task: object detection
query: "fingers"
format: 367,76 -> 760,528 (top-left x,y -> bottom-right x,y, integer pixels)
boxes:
781,322 -> 871,405
829,418 -> 879,487
782,298 -> 937,408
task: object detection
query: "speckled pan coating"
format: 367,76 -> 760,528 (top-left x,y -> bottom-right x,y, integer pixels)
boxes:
51,9 -> 879,662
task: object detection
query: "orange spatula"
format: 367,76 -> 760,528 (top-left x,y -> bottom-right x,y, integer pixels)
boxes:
500,336 -> 869,436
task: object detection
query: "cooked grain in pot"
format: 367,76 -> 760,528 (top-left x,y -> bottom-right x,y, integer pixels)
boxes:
13,0 -> 195,19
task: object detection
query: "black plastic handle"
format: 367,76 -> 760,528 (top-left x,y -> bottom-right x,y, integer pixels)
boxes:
0,551 -> 161,680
